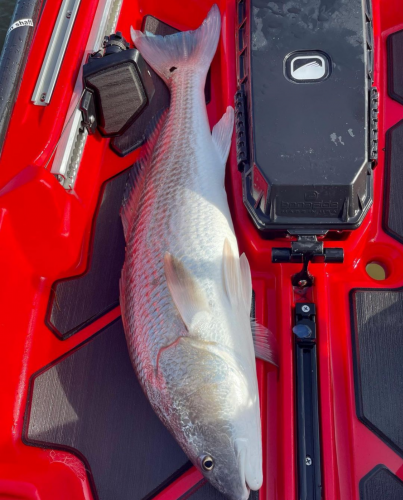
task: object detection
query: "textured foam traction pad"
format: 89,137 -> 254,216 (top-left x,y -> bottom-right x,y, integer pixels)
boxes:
384,119 -> 403,243
110,15 -> 211,157
183,481 -> 259,499
351,289 -> 403,456
47,169 -> 129,339
388,30 -> 403,105
25,319 -> 190,500
142,14 -> 180,36
360,465 -> 403,500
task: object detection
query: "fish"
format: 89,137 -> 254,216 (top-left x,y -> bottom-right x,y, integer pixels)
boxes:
120,5 -> 277,499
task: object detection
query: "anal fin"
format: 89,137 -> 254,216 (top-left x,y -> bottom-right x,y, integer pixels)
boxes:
251,319 -> 279,367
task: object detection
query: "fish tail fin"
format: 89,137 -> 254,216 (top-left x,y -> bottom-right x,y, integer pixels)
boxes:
131,4 -> 221,85
121,109 -> 168,241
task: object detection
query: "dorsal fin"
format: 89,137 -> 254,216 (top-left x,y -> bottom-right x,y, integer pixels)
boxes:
164,253 -> 210,331
212,106 -> 234,164
120,109 -> 168,240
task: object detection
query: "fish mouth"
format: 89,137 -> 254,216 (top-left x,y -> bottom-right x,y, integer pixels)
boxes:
234,438 -> 262,496
236,446 -> 251,500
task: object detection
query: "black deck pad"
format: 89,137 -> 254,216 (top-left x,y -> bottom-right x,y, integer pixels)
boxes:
25,318 -> 190,500
360,465 -> 403,500
183,481 -> 259,499
384,119 -> 403,243
47,169 -> 128,339
110,15 -> 210,157
351,289 -> 403,456
142,14 -> 180,36
388,30 -> 403,105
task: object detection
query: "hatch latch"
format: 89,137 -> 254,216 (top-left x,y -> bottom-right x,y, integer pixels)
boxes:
80,89 -> 97,135
272,234 -> 344,288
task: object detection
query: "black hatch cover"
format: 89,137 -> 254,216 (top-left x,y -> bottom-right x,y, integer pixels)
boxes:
236,0 -> 376,231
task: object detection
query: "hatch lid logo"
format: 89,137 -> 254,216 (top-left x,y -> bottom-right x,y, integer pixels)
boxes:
285,51 -> 331,83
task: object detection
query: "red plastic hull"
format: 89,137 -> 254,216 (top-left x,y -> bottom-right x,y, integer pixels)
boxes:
0,0 -> 403,498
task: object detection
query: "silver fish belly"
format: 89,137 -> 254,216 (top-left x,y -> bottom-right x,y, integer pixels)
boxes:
120,6 -> 272,500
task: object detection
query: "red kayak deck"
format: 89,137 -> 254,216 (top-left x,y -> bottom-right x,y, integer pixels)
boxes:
0,0 -> 403,499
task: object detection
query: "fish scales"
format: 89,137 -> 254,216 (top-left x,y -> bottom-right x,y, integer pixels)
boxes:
123,69 -> 237,384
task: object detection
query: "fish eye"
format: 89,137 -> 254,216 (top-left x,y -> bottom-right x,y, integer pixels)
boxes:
202,455 -> 214,471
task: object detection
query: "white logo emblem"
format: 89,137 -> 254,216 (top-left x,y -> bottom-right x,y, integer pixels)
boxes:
7,18 -> 34,35
290,56 -> 326,81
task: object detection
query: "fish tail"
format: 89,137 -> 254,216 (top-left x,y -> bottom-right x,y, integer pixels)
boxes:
131,4 -> 221,86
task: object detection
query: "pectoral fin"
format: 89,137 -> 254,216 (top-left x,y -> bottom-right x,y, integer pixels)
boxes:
164,253 -> 210,331
212,106 -> 234,164
223,239 -> 252,311
239,252 -> 252,311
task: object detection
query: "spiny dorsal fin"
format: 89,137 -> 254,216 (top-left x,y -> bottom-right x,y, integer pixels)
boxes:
164,253 -> 210,331
251,319 -> 279,367
120,109 -> 168,240
212,106 -> 234,164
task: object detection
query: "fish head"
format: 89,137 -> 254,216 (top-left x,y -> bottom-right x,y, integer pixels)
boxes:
194,430 -> 263,500
158,335 -> 263,499
161,251 -> 263,497
195,438 -> 250,500
191,362 -> 263,499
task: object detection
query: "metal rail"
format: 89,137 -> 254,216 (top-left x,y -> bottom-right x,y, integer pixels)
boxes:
32,0 -> 81,106
51,0 -> 123,189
